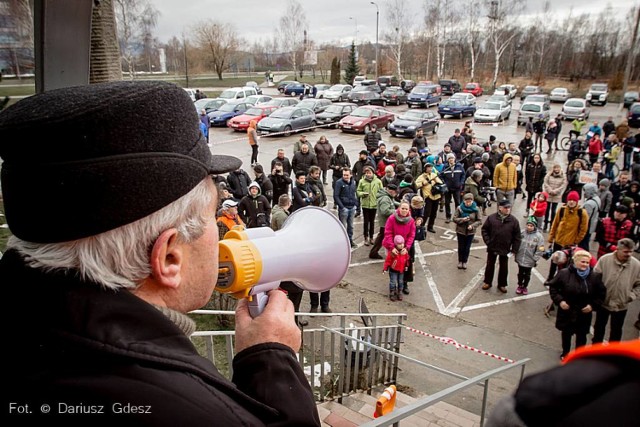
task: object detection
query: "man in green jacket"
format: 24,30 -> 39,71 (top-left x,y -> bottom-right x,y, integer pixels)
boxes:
357,166 -> 383,246
369,183 -> 399,259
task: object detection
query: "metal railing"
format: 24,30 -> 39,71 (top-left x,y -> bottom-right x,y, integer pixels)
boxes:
190,309 -> 529,427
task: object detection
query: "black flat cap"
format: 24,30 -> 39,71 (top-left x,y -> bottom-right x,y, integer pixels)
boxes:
0,81 -> 241,243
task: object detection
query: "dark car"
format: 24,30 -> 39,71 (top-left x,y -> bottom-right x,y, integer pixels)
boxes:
628,102 -> 640,128
315,102 -> 358,128
400,79 -> 416,92
208,101 -> 251,126
284,82 -> 313,96
439,79 -> 461,95
388,110 -> 440,138
624,91 -> 640,109
348,90 -> 388,106
382,86 -> 408,105
377,75 -> 399,90
277,80 -> 298,93
256,106 -> 316,136
407,84 -> 442,108
297,98 -> 332,114
438,99 -> 476,119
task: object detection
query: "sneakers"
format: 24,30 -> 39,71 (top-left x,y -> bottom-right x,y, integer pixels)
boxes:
364,239 -> 371,246
461,263 -> 467,270
522,287 -> 528,295
515,286 -> 523,295
350,241 -> 358,249
498,286 -> 507,293
481,283 -> 492,290
457,262 -> 463,269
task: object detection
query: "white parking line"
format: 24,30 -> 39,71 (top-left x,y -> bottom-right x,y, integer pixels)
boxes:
443,267 -> 486,316
459,291 -> 549,312
414,243 -> 446,313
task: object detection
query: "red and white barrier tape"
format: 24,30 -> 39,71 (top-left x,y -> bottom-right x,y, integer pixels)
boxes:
405,325 -> 515,363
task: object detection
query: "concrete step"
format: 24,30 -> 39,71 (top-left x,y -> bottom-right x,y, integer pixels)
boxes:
317,388 -> 481,427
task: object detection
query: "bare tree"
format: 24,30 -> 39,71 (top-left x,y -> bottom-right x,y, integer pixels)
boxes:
485,0 -> 524,89
278,0 -> 308,77
383,0 -> 413,79
532,1 -> 553,84
114,0 -> 159,78
464,0 -> 483,80
192,21 -> 240,80
1,0 -> 34,77
424,0 -> 455,78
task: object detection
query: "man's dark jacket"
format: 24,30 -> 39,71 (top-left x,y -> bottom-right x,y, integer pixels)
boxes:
481,213 -> 522,255
1,250 -> 320,426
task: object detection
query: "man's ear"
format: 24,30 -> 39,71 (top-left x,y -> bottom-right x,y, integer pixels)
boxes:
149,228 -> 183,289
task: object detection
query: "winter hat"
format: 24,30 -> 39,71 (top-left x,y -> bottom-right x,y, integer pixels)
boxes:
386,183 -> 399,191
393,235 -> 405,246
540,191 -> 549,200
598,178 -> 611,188
446,153 -> 456,160
222,199 -> 239,208
499,199 -> 512,208
471,170 -> 484,180
0,81 -> 240,243
249,181 -> 261,191
566,191 -> 581,202
527,217 -> 538,226
473,157 -> 483,164
363,165 -> 375,174
463,193 -> 474,201
360,149 -> 369,155
410,195 -> 425,209
572,249 -> 592,263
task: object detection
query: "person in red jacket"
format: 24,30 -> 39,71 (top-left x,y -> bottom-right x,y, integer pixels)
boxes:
595,204 -> 633,258
383,235 -> 410,301
529,191 -> 548,230
588,133 -> 603,165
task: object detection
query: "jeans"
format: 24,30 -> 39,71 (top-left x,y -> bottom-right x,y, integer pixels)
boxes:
338,206 -> 356,243
496,189 -> 514,206
592,308 -> 628,343
484,250 -> 509,287
310,290 -> 330,309
362,208 -> 376,240
517,266 -> 532,288
388,270 -> 404,292
445,190 -> 461,219
457,233 -> 474,263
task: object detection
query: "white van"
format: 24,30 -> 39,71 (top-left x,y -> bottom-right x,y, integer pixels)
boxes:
218,86 -> 258,101
352,75 -> 367,86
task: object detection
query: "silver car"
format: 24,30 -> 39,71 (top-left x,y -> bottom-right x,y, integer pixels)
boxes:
550,87 -> 571,102
474,101 -> 511,123
517,102 -> 550,125
561,98 -> 590,121
323,84 -> 353,102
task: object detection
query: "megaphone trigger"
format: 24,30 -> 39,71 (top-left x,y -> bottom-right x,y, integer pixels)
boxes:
216,207 -> 351,317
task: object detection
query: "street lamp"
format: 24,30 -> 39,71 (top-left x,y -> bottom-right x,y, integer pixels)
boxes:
371,1 -> 379,79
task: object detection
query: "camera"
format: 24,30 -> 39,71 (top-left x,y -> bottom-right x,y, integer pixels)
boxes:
541,247 -> 554,260
479,186 -> 496,207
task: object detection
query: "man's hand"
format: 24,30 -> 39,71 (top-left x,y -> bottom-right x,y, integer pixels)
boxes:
581,304 -> 592,313
392,248 -> 399,256
559,301 -> 570,310
400,248 -> 408,255
235,290 -> 301,353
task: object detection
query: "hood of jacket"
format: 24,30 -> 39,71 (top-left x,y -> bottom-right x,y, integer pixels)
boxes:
599,178 -> 611,189
248,181 -> 262,196
501,153 -> 513,165
336,144 -> 344,153
583,183 -> 598,199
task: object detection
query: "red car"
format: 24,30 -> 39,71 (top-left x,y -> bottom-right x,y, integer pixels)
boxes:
338,105 -> 395,133
463,82 -> 483,97
227,105 -> 279,131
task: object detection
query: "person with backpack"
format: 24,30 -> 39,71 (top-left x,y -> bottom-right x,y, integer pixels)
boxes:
546,191 -> 589,282
579,183 -> 601,251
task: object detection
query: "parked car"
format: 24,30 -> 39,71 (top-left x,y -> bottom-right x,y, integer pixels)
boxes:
262,98 -> 299,108
463,82 -> 483,97
520,85 -> 543,100
245,81 -> 262,95
438,99 -> 476,119
488,94 -> 511,106
586,83 -> 609,106
377,75 -> 399,90
314,84 -> 332,98
284,82 -> 313,96
400,79 -> 416,92
348,90 -> 388,106
353,75 -> 367,86
297,98 -> 332,114
517,102 -> 550,125
474,101 -> 511,123
407,84 -> 442,108
227,105 -> 279,131
623,91 -> 639,109
451,92 -> 476,105
256,106 -> 316,137
389,110 -> 439,137
338,105 -> 395,133
523,94 -> 550,106
194,98 -> 227,114
358,80 -> 382,92
277,80 -> 298,93
439,79 -> 461,95
550,87 -> 571,102
208,101 -> 252,127
628,102 -> 640,128
381,86 -> 408,105
494,84 -> 517,99
560,98 -> 590,121
323,84 -> 353,102
217,86 -> 258,101
245,95 -> 273,105
315,102 -> 358,128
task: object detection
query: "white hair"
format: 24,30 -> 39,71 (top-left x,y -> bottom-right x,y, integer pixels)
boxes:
8,179 -> 214,290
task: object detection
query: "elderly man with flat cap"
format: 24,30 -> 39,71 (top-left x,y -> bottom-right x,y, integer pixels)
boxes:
0,81 -> 320,426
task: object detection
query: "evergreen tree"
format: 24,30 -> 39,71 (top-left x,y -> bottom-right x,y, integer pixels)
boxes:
344,41 -> 360,85
330,57 -> 341,84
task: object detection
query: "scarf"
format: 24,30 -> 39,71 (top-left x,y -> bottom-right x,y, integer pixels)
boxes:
394,210 -> 411,224
576,266 -> 591,278
458,201 -> 478,217
497,211 -> 508,222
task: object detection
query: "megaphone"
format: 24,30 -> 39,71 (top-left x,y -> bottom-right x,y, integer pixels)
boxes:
216,206 -> 351,317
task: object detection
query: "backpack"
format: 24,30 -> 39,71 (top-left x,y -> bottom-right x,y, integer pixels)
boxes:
557,206 -> 584,234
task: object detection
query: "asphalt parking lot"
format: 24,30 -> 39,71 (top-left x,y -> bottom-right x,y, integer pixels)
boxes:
206,88 -> 639,409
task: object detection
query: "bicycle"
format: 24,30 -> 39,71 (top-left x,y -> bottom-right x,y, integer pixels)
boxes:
560,131 -> 584,151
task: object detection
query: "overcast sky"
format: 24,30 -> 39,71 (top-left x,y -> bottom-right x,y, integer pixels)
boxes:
151,0 -> 632,46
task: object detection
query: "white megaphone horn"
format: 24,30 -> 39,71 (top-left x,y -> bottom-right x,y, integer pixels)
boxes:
216,206 -> 351,317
